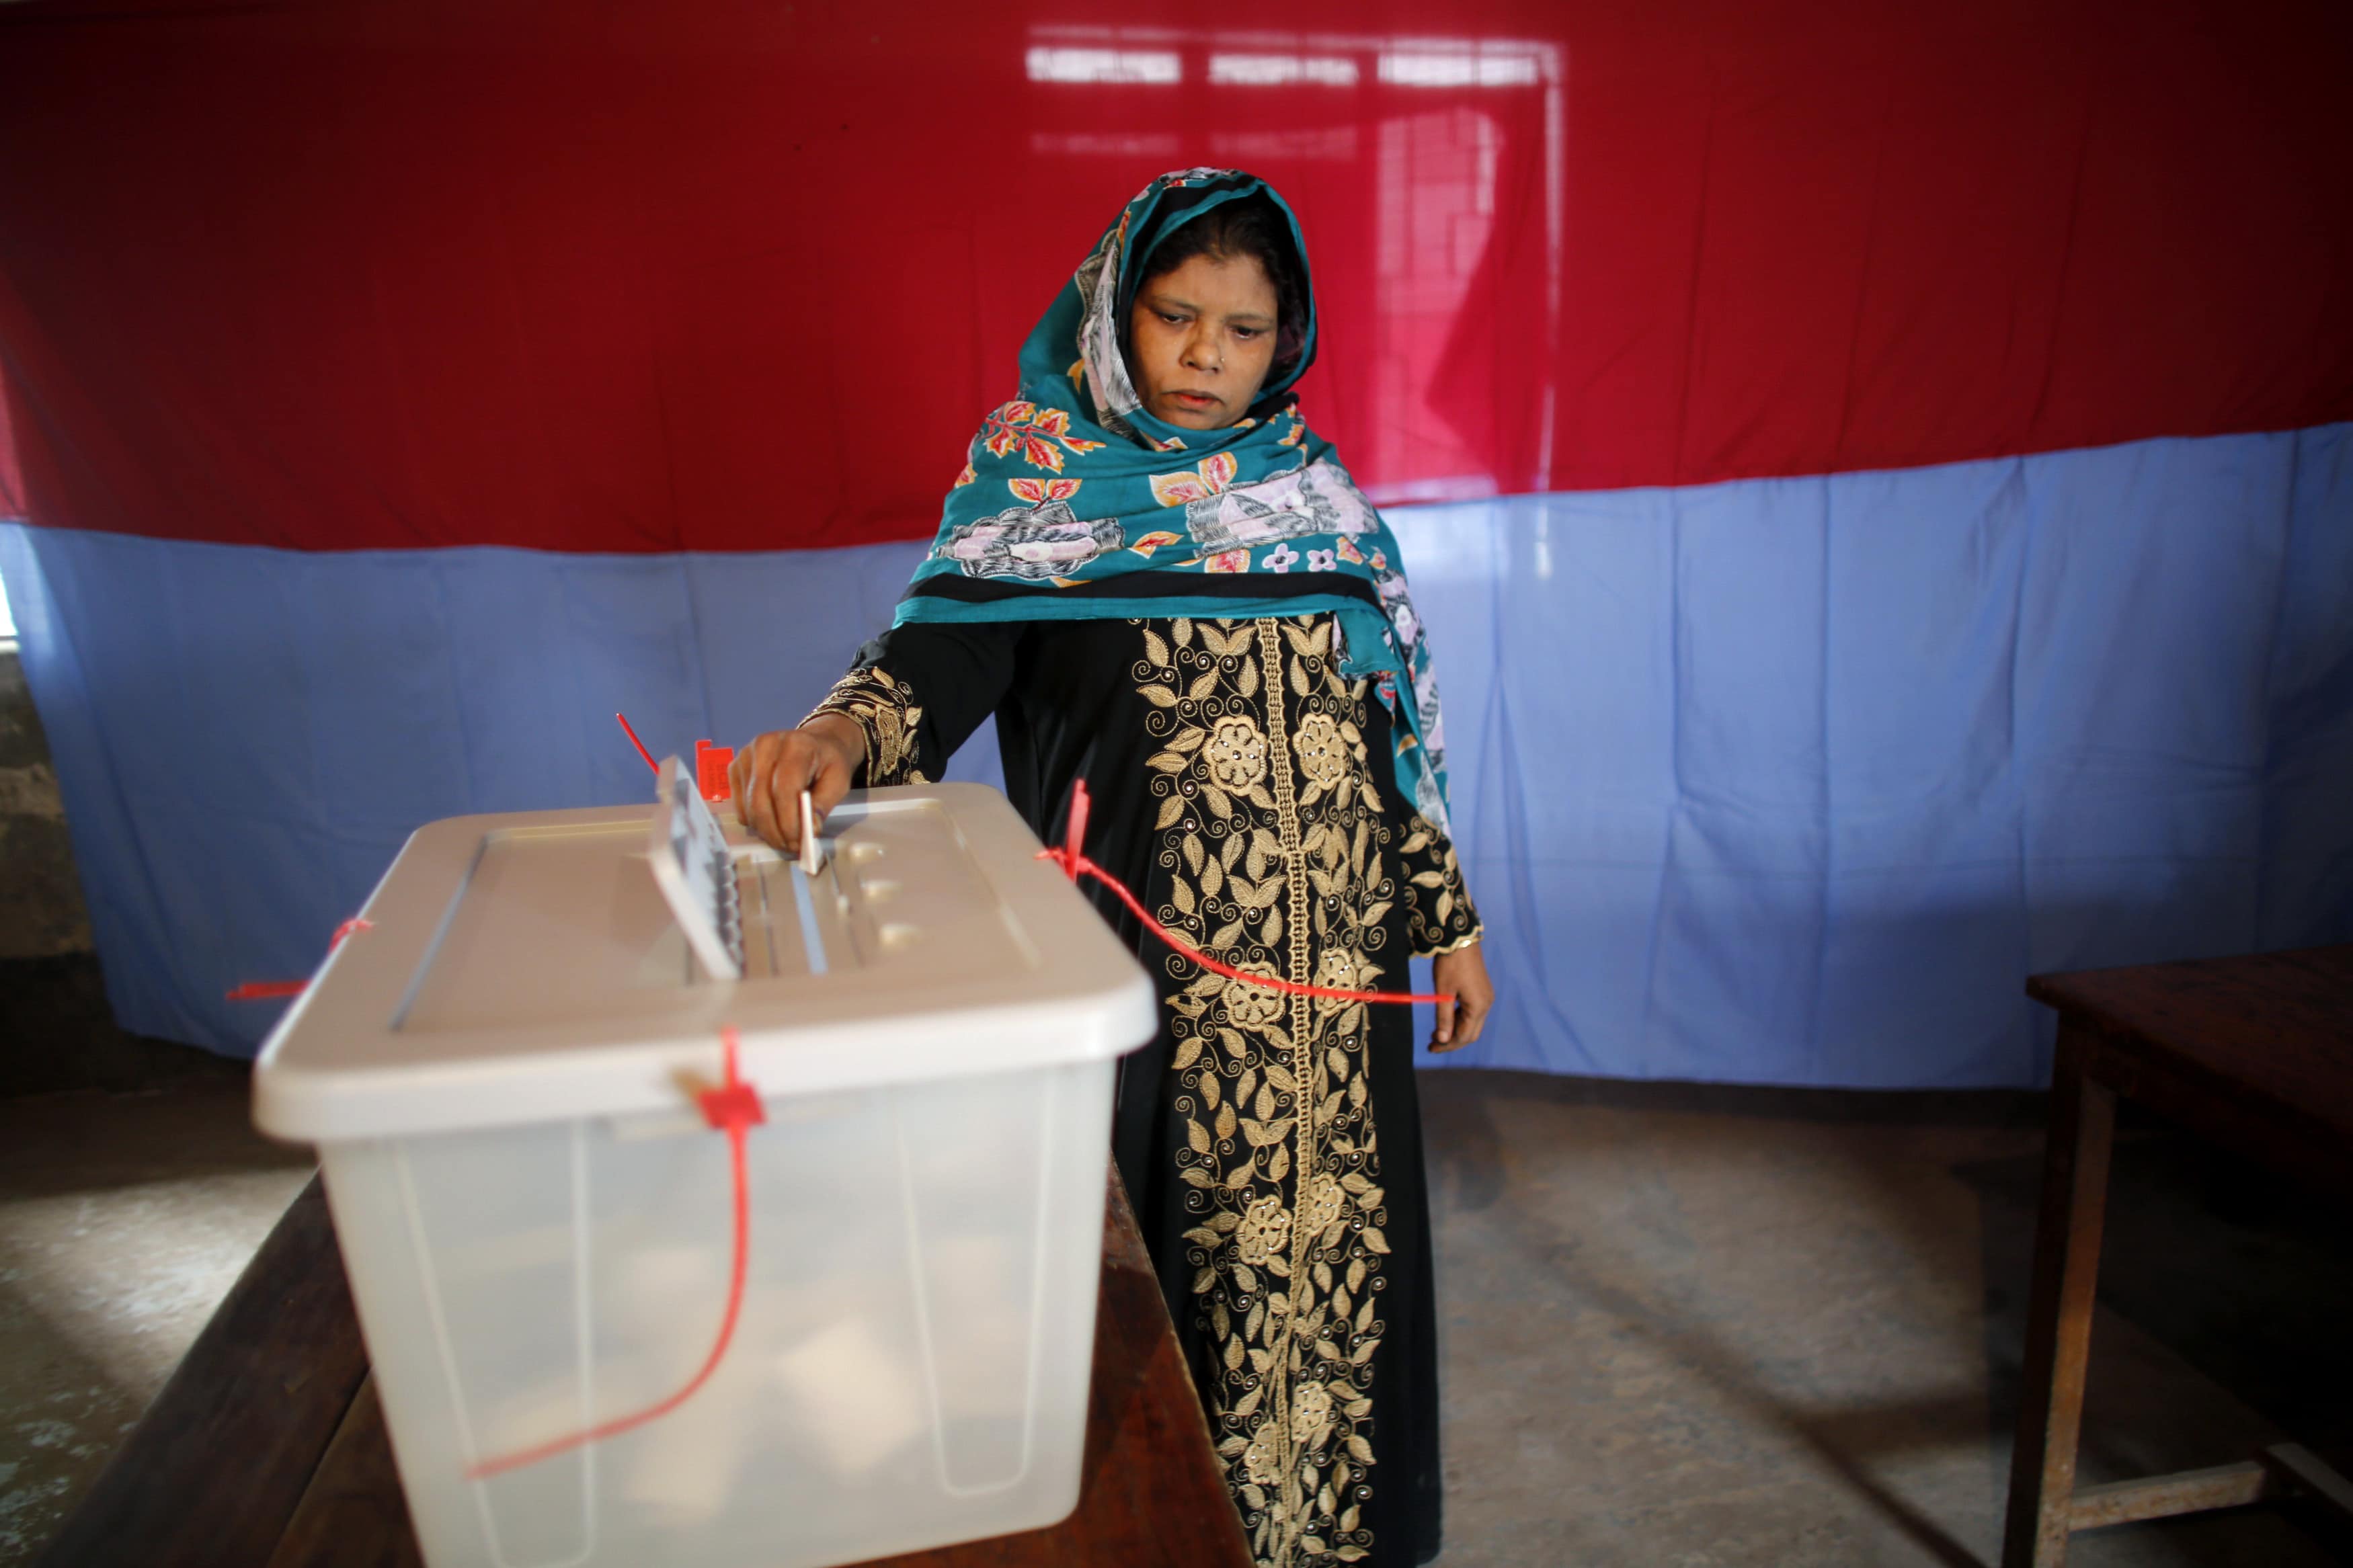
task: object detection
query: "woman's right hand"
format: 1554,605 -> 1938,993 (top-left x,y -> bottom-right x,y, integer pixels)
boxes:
729,714 -> 865,854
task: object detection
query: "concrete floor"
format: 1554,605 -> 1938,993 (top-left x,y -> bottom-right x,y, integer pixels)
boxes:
3,1069 -> 2348,1566
0,1078 -> 313,1562
1419,1072 -> 2352,1567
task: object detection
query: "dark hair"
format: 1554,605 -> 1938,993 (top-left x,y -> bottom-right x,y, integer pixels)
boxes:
1135,193 -> 1308,372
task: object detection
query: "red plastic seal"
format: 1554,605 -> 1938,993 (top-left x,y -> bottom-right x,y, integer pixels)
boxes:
695,739 -> 735,803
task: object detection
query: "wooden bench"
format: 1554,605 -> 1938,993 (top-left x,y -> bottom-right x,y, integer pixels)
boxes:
2002,944 -> 2353,1565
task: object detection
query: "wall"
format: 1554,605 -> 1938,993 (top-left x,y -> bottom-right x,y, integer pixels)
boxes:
0,645 -> 239,1095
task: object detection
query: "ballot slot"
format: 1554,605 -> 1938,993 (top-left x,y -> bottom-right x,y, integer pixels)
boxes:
657,769 -> 1003,985
749,798 -> 1012,977
742,853 -> 776,979
736,835 -> 852,980
732,849 -> 788,981
395,797 -> 1026,1035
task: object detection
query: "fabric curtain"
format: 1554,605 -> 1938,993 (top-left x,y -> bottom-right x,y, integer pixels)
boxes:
9,424 -> 2346,1079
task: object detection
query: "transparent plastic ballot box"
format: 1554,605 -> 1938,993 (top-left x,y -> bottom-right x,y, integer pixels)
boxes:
251,781 -> 1158,1568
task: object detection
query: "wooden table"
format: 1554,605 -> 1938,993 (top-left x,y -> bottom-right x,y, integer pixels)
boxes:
38,1162 -> 1250,1568
2001,944 -> 2353,1567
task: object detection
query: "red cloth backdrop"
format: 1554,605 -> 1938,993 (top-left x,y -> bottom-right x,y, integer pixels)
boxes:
1,0 -> 2349,552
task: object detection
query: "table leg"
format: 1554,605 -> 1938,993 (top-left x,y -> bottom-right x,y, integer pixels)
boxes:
2001,1020 -> 2117,1568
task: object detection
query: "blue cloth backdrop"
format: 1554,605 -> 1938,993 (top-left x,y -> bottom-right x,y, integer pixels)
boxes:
5,423 -> 2350,1083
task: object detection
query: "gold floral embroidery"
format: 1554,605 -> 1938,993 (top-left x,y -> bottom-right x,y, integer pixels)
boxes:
1291,712 -> 1347,789
1312,947 -> 1367,1005
1223,964 -> 1287,1029
1236,1194 -> 1292,1266
1206,714 -> 1271,790
803,667 -> 932,787
1299,1173 -> 1345,1233
1140,614 -> 1397,1568
1396,818 -> 1480,956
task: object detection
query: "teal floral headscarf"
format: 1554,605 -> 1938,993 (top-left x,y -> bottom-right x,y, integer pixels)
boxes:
896,168 -> 1453,827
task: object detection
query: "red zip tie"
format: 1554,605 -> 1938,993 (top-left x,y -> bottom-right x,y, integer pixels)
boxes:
465,1025 -> 762,1481
616,711 -> 660,773
225,917 -> 374,1001
225,979 -> 309,1001
1041,780 -> 1448,1007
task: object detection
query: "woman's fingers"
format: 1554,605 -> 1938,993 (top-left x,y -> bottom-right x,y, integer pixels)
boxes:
731,718 -> 867,853
736,731 -> 818,852
1452,987 -> 1489,1047
797,715 -> 867,842
807,741 -> 853,822
736,733 -> 782,849
1429,943 -> 1495,1053
727,746 -> 754,815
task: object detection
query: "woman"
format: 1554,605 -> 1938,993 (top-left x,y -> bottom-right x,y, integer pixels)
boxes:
733,169 -> 1492,1568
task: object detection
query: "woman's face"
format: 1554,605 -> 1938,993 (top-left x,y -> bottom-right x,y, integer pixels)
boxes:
1127,251 -> 1281,431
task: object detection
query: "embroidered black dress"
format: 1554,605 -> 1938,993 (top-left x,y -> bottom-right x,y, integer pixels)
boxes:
811,611 -> 1479,1568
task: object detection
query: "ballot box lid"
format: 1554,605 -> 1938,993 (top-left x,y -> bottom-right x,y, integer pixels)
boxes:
251,784 -> 1159,1141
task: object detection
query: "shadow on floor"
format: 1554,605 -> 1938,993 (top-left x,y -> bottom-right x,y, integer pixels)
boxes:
1962,1114 -> 2353,1505
0,953 -> 251,1102
1423,1070 -> 2353,1568
0,1074 -> 311,1202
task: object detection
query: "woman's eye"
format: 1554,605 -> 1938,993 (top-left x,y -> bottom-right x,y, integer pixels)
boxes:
1160,313 -> 1187,326
1234,327 -> 1261,340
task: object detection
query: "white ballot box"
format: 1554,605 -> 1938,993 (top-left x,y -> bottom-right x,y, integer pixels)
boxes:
253,781 -> 1158,1568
